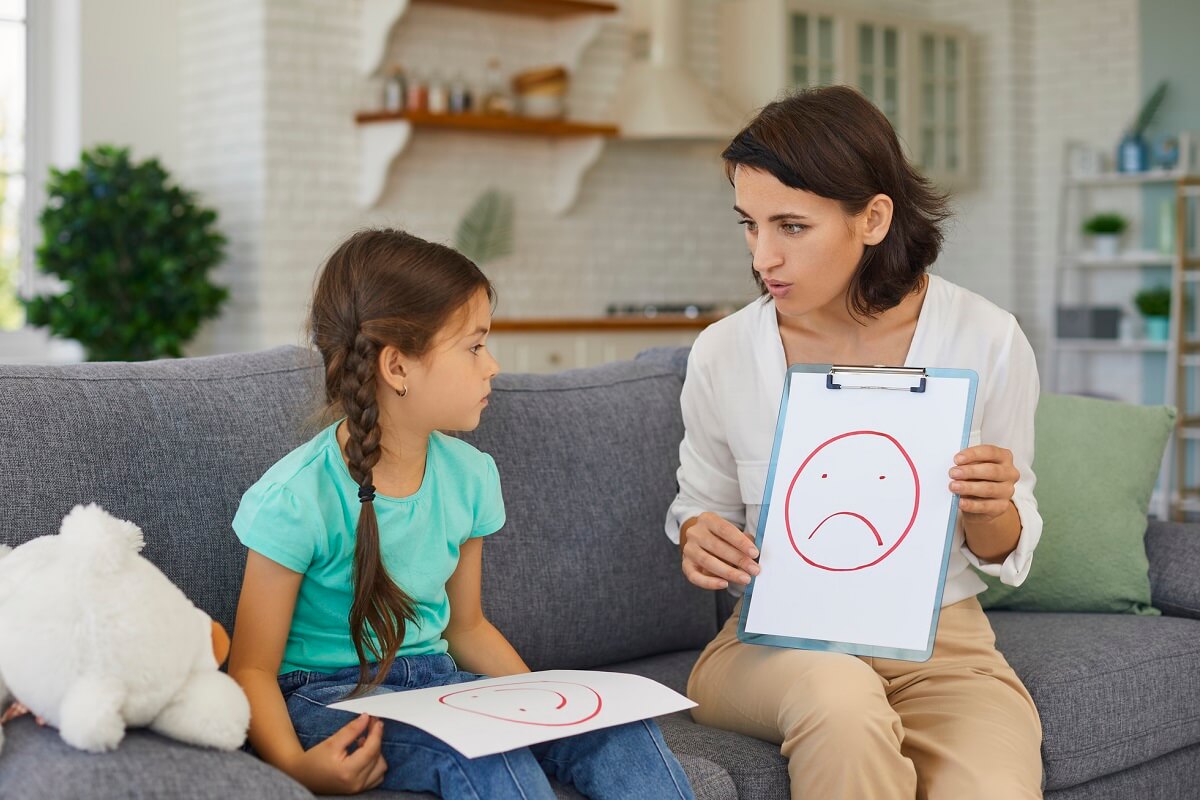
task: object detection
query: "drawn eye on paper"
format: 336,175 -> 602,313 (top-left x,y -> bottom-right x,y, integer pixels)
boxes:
783,430 -> 920,572
438,681 -> 603,727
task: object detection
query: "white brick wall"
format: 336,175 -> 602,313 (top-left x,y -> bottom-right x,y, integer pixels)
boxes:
178,0 -> 269,355
173,0 -> 1142,360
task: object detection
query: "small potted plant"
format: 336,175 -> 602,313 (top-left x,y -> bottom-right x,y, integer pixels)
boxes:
1082,212 -> 1128,259
1134,285 -> 1171,341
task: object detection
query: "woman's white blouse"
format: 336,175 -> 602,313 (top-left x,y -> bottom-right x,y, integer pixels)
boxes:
665,274 -> 1042,607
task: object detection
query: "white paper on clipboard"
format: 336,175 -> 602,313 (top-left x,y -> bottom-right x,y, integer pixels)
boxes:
738,365 -> 978,661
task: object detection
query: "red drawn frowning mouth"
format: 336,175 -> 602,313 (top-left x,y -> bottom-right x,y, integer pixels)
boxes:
807,511 -> 883,546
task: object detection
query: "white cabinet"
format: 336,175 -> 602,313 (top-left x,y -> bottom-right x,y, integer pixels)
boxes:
488,329 -> 703,374
718,1 -> 971,188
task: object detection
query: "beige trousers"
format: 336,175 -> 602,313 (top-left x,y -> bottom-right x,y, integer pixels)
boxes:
687,596 -> 1043,800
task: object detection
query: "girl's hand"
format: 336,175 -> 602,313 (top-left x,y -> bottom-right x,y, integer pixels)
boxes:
1,702 -> 46,726
286,713 -> 387,795
949,445 -> 1019,520
680,512 -> 761,590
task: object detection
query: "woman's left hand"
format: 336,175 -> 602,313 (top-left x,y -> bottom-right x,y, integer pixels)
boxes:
948,445 -> 1019,520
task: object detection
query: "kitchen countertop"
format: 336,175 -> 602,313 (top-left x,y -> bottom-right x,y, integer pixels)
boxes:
490,314 -> 726,332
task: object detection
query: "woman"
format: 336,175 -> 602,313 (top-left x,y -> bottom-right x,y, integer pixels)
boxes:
667,85 -> 1043,799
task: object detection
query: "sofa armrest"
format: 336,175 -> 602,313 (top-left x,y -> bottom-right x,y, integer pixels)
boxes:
1145,518 -> 1200,619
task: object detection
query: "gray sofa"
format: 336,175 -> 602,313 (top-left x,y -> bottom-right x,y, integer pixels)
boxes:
0,345 -> 1198,800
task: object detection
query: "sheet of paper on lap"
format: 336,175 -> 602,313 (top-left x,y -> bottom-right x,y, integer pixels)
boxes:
328,669 -> 695,759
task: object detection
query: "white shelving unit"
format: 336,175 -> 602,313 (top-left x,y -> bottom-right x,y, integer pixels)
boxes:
1047,132 -> 1198,519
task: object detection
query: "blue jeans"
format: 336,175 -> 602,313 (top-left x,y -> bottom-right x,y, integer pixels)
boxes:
278,654 -> 695,799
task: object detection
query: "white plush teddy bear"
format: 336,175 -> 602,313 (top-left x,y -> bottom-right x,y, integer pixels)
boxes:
0,503 -> 250,754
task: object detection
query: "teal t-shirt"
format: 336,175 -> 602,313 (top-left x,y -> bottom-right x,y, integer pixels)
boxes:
232,422 -> 506,675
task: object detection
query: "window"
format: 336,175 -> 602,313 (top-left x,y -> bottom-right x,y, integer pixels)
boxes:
856,22 -> 900,131
789,12 -> 839,88
776,3 -> 971,188
0,0 -> 25,330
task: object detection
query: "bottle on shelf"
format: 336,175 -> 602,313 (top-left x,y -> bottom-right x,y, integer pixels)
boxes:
383,65 -> 407,113
406,70 -> 428,113
449,72 -> 472,114
427,71 -> 449,115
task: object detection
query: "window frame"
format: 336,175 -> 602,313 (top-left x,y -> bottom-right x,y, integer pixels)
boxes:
0,0 -> 84,363
782,2 -> 973,189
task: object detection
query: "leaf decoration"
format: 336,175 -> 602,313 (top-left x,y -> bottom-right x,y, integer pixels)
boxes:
455,189 -> 514,266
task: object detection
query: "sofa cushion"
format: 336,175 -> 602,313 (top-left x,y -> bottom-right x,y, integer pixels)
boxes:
0,347 -> 324,636
459,358 -> 721,670
990,611 -> 1200,790
0,720 -> 310,800
980,393 -> 1173,615
1043,742 -> 1200,800
603,647 -> 789,800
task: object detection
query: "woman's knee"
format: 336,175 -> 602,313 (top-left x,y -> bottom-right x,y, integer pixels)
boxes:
775,662 -> 898,743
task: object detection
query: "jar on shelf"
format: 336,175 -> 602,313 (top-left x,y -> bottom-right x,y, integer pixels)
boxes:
481,58 -> 514,116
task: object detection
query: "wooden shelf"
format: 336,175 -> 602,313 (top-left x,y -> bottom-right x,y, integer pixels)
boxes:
355,110 -> 618,138
1063,251 -> 1175,268
1066,170 -> 1200,187
413,0 -> 617,17
1052,339 -> 1169,353
357,0 -> 616,212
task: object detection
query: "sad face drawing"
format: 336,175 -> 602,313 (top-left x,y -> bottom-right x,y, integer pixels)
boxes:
438,681 -> 603,727
784,430 -> 920,571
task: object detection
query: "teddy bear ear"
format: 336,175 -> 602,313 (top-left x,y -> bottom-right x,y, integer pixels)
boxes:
59,503 -> 146,562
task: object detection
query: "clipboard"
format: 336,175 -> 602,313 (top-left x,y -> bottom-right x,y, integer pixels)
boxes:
737,364 -> 979,662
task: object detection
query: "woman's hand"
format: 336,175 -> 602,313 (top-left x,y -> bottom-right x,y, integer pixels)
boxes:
285,713 -> 387,795
680,512 -> 761,590
948,445 -> 1019,520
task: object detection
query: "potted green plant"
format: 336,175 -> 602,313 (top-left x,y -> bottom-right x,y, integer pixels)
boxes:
1134,285 -> 1171,341
1082,212 -> 1128,259
23,145 -> 228,361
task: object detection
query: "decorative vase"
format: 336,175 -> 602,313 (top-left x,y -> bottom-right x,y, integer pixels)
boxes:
1091,234 -> 1121,259
1144,316 -> 1170,342
1117,133 -> 1149,173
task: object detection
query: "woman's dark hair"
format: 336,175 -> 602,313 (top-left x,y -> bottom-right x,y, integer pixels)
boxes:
722,84 -> 951,318
309,228 -> 494,695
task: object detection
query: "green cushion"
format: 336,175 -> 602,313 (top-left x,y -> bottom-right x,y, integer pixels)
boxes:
978,393 -> 1175,615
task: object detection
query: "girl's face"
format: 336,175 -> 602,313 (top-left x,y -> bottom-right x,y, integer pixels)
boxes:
733,166 -> 891,321
385,288 -> 499,434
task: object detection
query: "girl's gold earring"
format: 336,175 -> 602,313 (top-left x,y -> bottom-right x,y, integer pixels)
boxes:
397,385 -> 408,398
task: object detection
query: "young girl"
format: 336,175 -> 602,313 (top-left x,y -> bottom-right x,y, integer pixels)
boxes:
229,229 -> 694,798
668,86 -> 1044,799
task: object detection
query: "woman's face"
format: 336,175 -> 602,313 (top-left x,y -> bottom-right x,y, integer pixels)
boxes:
733,166 -> 889,320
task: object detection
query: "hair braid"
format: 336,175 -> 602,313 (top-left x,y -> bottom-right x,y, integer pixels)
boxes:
342,332 -> 382,485
341,332 -> 417,694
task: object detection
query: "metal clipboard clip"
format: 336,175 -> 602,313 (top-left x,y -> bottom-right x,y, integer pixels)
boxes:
825,365 -> 928,393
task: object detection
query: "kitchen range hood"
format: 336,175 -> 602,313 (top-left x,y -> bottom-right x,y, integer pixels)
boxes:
615,0 -> 743,140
